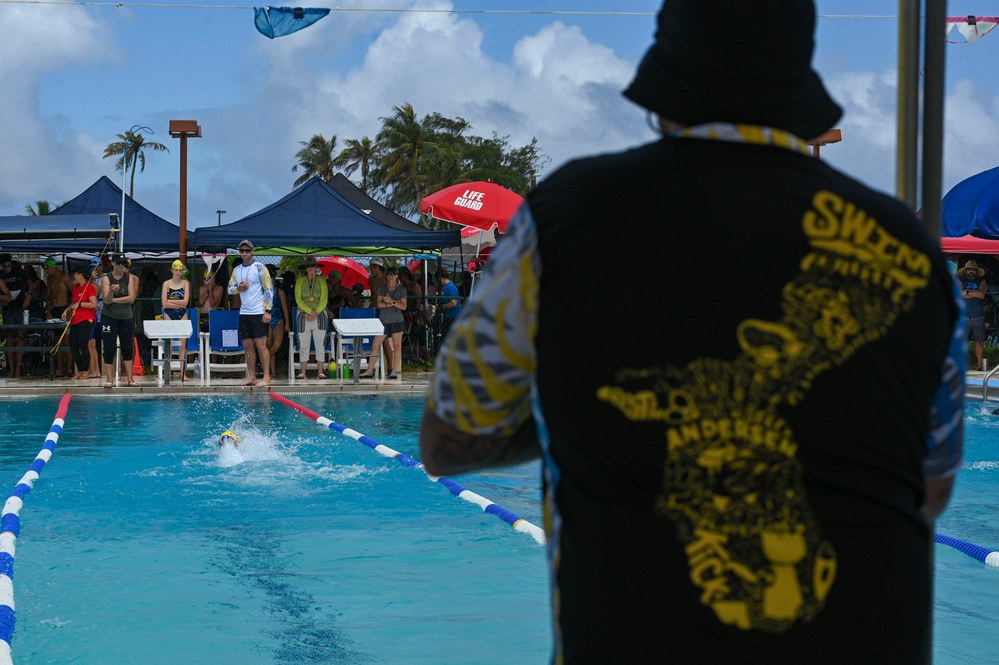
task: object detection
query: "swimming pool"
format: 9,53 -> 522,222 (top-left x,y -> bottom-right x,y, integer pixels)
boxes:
0,394 -> 995,664
0,394 -> 550,664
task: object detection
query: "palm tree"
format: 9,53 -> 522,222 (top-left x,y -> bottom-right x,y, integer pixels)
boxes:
25,200 -> 57,216
376,103 -> 437,216
292,134 -> 344,187
336,136 -> 382,193
103,129 -> 169,199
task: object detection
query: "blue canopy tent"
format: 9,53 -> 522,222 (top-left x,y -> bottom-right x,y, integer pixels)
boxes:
193,177 -> 460,254
0,176 -> 191,254
942,165 -> 999,240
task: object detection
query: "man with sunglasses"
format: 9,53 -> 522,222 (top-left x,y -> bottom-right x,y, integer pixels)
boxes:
228,239 -> 273,387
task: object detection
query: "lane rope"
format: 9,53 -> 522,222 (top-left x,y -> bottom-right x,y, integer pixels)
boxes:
935,533 -> 999,568
271,392 -> 546,545
0,394 -> 73,664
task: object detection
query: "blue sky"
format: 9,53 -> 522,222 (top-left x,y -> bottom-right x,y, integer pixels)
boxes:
2,0 -> 999,233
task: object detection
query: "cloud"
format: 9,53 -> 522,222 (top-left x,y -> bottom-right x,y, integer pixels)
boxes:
822,67 -> 999,199
0,5 -> 114,209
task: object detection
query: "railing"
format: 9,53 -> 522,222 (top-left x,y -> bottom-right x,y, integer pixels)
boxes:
980,364 -> 999,401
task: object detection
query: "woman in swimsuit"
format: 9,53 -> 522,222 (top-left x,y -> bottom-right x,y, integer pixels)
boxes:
161,259 -> 191,381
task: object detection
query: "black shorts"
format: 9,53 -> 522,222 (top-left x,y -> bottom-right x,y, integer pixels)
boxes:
102,316 -> 135,363
239,314 -> 267,340
382,321 -> 406,336
968,316 -> 987,342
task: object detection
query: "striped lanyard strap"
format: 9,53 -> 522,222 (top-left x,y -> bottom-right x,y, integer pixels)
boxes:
670,123 -> 812,156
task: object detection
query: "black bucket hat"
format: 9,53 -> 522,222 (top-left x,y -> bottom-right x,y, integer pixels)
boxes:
623,0 -> 842,140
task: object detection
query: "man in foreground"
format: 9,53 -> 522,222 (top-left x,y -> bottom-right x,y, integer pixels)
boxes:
418,1 -> 964,663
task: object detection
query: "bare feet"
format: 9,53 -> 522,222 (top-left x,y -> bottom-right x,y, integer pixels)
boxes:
241,377 -> 257,386
72,372 -> 89,380
257,376 -> 271,387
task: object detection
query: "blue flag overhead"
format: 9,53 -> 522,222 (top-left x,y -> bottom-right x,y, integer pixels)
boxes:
254,7 -> 331,39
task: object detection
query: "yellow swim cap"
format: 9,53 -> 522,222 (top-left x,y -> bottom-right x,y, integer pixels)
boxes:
219,430 -> 241,447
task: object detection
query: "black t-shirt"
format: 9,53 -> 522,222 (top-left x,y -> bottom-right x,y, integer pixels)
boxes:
529,136 -> 958,664
2,266 -> 25,308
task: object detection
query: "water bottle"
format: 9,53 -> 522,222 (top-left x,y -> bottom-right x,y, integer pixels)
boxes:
22,310 -> 29,325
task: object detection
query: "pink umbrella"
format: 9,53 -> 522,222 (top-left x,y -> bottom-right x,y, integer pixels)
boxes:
316,257 -> 370,290
420,181 -> 524,232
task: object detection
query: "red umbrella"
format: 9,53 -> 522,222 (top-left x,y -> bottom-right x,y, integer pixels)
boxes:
420,181 -> 524,233
316,257 -> 370,290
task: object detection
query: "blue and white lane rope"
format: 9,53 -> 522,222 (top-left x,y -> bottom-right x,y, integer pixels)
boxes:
935,533 -> 999,568
271,393 -> 546,545
0,394 -> 73,664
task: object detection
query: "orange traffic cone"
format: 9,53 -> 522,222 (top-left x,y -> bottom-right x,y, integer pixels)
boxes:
132,338 -> 144,376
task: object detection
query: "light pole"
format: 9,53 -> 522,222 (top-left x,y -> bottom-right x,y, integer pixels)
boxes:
169,120 -> 203,260
216,209 -> 226,226
120,124 -> 153,253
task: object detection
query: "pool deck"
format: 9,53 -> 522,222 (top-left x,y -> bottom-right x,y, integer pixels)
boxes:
0,370 -> 431,398
2,368 -> 991,400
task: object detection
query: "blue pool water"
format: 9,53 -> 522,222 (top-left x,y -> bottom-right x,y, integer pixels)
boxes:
1,394 -> 997,664
0,394 -> 549,664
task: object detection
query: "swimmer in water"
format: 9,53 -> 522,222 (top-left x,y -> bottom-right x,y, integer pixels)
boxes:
219,430 -> 241,448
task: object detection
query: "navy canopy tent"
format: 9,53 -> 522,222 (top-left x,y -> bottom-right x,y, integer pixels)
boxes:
0,176 -> 190,254
193,177 -> 460,253
328,173 -> 423,232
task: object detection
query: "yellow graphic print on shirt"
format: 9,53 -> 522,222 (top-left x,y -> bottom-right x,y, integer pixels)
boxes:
598,190 -> 932,633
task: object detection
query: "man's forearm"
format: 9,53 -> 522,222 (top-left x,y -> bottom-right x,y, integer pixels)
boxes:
419,409 -> 540,476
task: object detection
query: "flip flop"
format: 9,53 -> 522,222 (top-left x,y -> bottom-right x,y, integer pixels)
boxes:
128,381 -> 138,387
103,382 -> 113,389
296,374 -> 307,379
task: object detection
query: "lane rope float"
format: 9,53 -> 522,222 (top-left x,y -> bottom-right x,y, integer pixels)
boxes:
0,394 -> 73,664
935,533 -> 999,568
271,392 -> 546,545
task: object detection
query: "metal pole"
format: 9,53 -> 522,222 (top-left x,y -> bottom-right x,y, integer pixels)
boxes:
921,0 -> 947,238
179,135 -> 189,260
896,0 -> 920,209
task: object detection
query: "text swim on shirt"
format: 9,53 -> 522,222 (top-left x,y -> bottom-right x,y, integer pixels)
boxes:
430,126 -> 963,663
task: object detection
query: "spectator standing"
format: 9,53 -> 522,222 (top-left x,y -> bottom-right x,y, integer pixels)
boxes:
457,270 -> 473,300
368,258 -> 386,312
161,259 -> 192,381
294,256 -> 328,379
101,254 -> 140,387
325,268 -> 357,317
228,239 -> 273,387
351,282 -> 365,307
43,257 -> 73,377
199,265 -> 225,332
419,1 -> 964,662
0,254 -> 25,377
265,264 -> 291,378
959,260 -> 987,370
399,266 -> 428,361
63,267 -> 97,381
22,266 -> 47,322
362,266 -> 406,380
87,257 -> 107,377
437,268 -> 461,341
